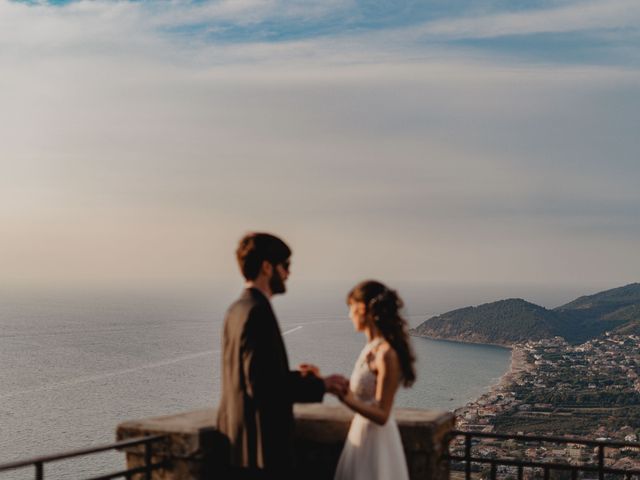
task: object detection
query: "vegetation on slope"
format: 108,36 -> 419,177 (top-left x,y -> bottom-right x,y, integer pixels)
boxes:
411,299 -> 566,346
411,283 -> 640,345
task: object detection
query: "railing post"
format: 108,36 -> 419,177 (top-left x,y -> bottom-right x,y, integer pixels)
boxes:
144,440 -> 152,480
598,444 -> 604,480
465,434 -> 472,480
35,462 -> 43,480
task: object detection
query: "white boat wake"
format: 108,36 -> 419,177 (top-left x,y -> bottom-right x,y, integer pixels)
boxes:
1,325 -> 304,399
282,326 -> 303,335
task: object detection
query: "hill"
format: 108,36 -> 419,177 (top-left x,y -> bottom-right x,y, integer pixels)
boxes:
410,298 -> 566,346
606,304 -> 640,335
553,283 -> 640,342
411,283 -> 640,346
555,283 -> 640,312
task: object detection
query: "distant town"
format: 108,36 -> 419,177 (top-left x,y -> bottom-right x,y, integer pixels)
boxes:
454,335 -> 640,473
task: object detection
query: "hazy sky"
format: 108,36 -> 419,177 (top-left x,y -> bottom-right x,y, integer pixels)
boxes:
1,0 -> 639,291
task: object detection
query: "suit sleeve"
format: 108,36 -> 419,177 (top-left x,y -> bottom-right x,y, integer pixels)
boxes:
286,370 -> 325,403
241,306 -> 325,406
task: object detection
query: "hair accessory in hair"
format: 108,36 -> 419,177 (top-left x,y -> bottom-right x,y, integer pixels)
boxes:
368,288 -> 389,307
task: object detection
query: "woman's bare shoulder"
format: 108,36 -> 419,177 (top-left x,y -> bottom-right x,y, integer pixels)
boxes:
375,341 -> 399,367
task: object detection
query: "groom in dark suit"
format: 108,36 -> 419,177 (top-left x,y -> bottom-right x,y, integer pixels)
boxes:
217,232 -> 348,479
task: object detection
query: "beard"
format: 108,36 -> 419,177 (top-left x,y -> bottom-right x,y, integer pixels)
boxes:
269,268 -> 286,295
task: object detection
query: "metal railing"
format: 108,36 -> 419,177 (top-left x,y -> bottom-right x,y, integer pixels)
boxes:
0,435 -> 168,480
448,430 -> 640,480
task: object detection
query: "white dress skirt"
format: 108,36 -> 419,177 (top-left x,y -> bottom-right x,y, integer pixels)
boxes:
333,339 -> 410,480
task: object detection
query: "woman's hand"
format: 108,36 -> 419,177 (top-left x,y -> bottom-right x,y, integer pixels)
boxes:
323,374 -> 350,397
339,388 -> 355,404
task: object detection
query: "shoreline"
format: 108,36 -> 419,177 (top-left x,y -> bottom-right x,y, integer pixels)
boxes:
454,344 -> 532,416
409,332 -> 521,410
409,332 -> 513,350
492,345 -> 529,393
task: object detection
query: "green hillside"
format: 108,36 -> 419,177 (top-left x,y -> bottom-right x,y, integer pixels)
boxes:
553,283 -> 640,342
556,283 -> 640,312
410,298 -> 566,346
411,283 -> 640,346
607,304 -> 640,335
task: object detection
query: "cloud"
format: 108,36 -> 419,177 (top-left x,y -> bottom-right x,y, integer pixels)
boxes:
148,0 -> 355,28
1,0 -> 354,50
415,0 -> 640,39
4,0 -> 640,67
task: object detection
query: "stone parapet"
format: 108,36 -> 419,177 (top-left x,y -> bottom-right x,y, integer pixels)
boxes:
117,405 -> 455,479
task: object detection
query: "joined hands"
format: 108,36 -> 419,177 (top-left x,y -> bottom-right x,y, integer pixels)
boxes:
299,364 -> 349,398
324,374 -> 349,398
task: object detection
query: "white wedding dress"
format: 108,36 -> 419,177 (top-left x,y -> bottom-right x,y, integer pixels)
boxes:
334,338 -> 410,480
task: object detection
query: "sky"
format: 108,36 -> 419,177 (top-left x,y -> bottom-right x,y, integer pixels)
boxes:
1,0 -> 639,294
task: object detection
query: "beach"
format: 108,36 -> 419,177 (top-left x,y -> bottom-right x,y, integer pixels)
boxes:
453,344 -> 533,426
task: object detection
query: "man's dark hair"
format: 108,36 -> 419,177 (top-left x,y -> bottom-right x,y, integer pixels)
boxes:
236,232 -> 291,281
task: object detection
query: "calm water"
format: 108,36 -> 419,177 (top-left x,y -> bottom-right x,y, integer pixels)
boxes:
0,288 -> 511,479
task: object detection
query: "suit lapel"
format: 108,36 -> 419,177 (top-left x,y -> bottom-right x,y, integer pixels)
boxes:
245,288 -> 290,370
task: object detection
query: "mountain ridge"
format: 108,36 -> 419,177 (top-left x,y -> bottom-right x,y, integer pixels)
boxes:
410,283 -> 640,347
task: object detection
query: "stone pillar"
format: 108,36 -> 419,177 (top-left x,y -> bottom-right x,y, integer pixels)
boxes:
117,408 -> 223,480
117,405 -> 455,480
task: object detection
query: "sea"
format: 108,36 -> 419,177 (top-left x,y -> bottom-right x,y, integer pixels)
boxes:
0,282 -> 590,479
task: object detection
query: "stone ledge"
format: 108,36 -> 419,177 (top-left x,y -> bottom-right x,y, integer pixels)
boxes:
117,405 -> 455,479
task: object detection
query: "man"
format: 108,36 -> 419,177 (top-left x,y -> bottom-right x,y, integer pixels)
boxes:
217,232 -> 348,479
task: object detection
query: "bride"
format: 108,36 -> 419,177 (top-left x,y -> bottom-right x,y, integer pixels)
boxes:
334,280 -> 416,480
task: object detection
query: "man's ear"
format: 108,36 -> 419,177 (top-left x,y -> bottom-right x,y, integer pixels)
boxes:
260,260 -> 273,277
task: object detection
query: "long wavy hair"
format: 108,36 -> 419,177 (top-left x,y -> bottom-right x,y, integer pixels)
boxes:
347,280 -> 416,387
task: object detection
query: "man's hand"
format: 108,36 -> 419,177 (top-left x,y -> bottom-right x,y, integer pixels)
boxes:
298,363 -> 321,378
323,374 -> 349,398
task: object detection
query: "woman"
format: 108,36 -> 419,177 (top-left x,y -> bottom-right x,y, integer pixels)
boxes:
334,280 -> 416,480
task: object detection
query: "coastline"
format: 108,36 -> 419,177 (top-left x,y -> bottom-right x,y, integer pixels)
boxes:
409,332 -> 513,350
491,345 -> 529,394
452,335 -> 640,439
454,344 -> 532,418
410,332 -> 520,410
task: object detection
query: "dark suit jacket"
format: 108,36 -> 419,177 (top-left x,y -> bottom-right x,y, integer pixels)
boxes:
217,288 -> 325,478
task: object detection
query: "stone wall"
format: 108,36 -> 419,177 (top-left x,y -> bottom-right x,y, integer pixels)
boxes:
117,405 -> 454,479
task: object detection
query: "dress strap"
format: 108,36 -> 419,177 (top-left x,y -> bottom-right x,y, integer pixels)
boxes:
364,337 -> 385,356
359,337 -> 384,373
